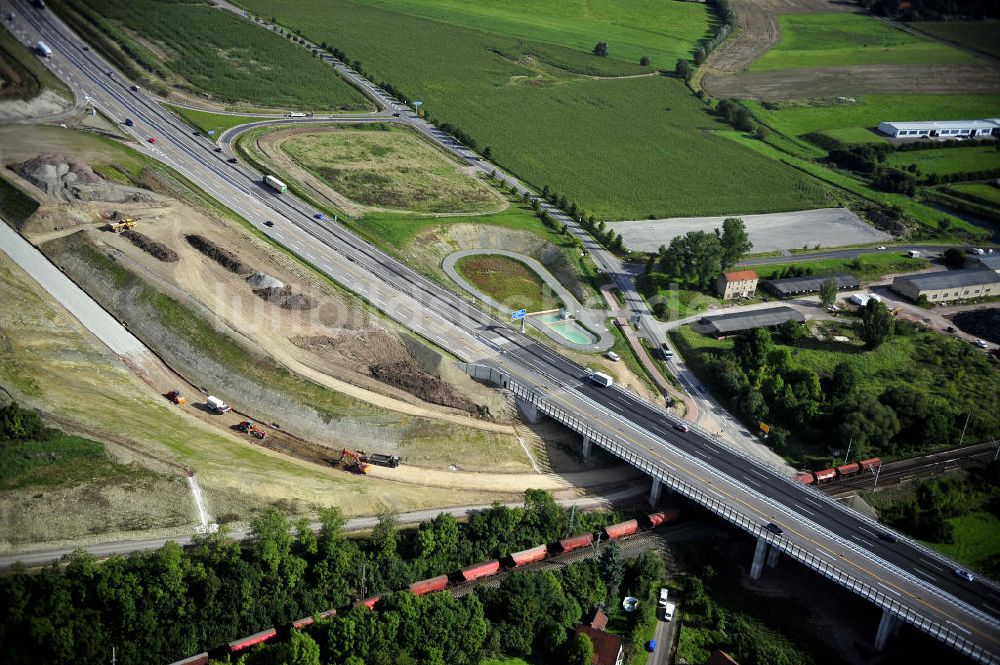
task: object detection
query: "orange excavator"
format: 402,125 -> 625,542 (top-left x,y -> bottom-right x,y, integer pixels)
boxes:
340,448 -> 370,474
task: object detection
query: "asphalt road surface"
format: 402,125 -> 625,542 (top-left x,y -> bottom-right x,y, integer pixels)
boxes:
6,2 -> 999,658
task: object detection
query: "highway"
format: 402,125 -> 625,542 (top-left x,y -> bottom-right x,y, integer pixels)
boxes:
5,2 -> 999,659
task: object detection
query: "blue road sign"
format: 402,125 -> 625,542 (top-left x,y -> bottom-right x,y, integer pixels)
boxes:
511,309 -> 527,320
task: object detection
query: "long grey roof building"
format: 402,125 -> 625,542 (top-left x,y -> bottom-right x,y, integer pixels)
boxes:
892,269 -> 1000,303
701,306 -> 805,336
762,272 -> 860,297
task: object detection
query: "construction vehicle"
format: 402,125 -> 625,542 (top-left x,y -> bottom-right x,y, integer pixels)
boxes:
206,396 -> 231,414
340,448 -> 370,474
108,219 -> 136,232
237,420 -> 267,440
361,452 -> 401,468
165,390 -> 186,404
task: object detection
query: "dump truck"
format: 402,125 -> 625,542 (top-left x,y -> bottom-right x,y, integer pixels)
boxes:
109,219 -> 136,232
35,41 -> 52,58
263,175 -> 287,193
165,390 -> 186,405
361,452 -> 400,468
206,396 -> 231,414
237,420 -> 267,440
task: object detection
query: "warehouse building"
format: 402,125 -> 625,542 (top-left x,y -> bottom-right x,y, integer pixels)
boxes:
970,254 -> 1000,273
761,272 -> 860,298
701,306 -> 805,337
877,119 -> 999,139
891,269 -> 1000,304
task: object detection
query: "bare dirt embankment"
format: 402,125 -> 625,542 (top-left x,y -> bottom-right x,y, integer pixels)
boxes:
701,0 -> 1000,99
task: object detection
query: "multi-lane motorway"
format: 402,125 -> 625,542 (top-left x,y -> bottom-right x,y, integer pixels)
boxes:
5,1 -> 999,659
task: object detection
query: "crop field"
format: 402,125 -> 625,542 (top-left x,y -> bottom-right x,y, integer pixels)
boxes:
455,254 -> 557,313
753,13 -> 974,71
278,126 -> 501,213
55,0 -> 368,110
353,0 -> 716,67
885,145 -> 1000,177
911,20 -> 1000,59
238,0 -> 832,219
745,94 -> 1000,140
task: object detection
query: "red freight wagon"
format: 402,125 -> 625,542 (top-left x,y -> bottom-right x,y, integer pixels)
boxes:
859,457 -> 881,471
647,509 -> 681,527
357,596 -> 380,610
291,616 -> 315,630
461,559 -> 501,582
409,575 -> 449,596
603,520 -> 639,541
170,654 -> 209,665
795,473 -> 815,484
229,627 -> 277,652
510,544 -> 548,566
836,463 -> 861,477
814,468 -> 836,482
559,532 -> 594,553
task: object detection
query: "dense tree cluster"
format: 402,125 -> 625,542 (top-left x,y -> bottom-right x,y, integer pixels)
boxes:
0,490 -> 626,664
676,322 -> 999,465
859,0 -> 998,19
640,217 -> 752,294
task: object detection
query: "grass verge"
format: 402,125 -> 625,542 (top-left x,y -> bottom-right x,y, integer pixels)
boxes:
455,254 -> 558,313
747,252 -> 931,281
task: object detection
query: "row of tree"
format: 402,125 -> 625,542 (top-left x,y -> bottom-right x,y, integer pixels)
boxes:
0,488 -> 623,664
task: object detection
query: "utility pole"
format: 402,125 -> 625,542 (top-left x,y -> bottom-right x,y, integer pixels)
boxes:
872,462 -> 882,490
359,563 -> 367,600
565,505 -> 577,539
992,437 -> 999,462
110,647 -> 116,665
844,437 -> 853,464
958,411 -> 972,448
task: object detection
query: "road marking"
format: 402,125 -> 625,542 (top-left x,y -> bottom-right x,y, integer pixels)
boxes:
912,569 -> 936,582
814,549 -> 835,560
741,474 -> 760,487
858,526 -> 879,538
273,232 -> 283,239
947,621 -> 972,635
919,557 -> 945,571
984,604 -> 999,616
748,468 -> 769,480
878,583 -> 902,596
304,252 -> 316,261
691,449 -> 710,460
794,503 -> 816,517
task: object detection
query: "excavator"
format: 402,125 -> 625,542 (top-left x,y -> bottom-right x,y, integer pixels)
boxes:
237,420 -> 267,440
340,448 -> 370,474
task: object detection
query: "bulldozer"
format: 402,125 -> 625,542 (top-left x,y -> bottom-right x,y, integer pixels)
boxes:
237,420 -> 267,440
108,218 -> 136,232
340,448 -> 370,474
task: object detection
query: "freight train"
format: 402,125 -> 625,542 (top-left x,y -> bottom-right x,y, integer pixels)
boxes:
169,509 -> 681,665
794,458 -> 881,485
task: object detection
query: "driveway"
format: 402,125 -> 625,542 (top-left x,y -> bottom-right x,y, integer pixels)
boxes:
649,605 -> 679,665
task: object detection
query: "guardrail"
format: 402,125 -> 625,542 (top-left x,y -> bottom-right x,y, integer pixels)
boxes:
461,364 -> 997,664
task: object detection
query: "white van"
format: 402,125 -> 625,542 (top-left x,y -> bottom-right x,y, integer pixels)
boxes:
658,588 -> 669,607
663,601 -> 676,622
589,372 -> 614,387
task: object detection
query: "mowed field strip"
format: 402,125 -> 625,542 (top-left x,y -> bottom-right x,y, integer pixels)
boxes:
609,208 -> 889,254
239,0 -> 833,219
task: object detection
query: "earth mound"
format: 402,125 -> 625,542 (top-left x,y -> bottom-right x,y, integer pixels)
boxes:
185,234 -> 252,275
16,153 -> 154,204
121,230 -> 178,262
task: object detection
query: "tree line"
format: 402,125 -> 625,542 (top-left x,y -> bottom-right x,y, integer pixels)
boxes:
0,489 -> 630,664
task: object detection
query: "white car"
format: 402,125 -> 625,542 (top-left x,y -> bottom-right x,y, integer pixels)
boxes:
605,351 -> 620,361
658,588 -> 669,607
877,246 -> 886,250
975,339 -> 988,349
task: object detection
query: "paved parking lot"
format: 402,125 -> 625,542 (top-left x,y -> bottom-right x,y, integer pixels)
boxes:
609,208 -> 890,254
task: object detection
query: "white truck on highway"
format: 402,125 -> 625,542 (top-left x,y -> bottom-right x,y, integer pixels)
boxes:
35,41 -> 52,58
263,175 -> 287,193
589,372 -> 614,387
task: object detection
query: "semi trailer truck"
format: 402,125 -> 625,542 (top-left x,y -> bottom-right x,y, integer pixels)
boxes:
263,175 -> 287,193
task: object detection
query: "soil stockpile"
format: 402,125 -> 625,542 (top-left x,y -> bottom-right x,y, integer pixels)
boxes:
253,285 -> 293,303
281,293 -> 316,310
952,308 -> 1000,345
246,272 -> 315,309
121,230 -> 178,262
370,361 -> 476,413
185,234 -> 252,275
16,153 -> 154,204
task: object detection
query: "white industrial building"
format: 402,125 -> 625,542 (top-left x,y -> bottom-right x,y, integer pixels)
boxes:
877,119 -> 999,139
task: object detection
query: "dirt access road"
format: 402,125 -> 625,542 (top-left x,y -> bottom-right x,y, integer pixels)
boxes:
701,0 -> 1000,98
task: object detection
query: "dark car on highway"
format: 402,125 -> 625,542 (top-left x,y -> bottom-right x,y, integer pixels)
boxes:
673,423 -> 689,433
214,147 -> 223,153
264,220 -> 274,227
227,157 -> 238,164
878,531 -> 898,543
764,523 -> 783,536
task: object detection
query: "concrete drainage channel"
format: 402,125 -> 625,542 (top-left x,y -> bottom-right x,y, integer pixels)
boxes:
441,249 -> 614,352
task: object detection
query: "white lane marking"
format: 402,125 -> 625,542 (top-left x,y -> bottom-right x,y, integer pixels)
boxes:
912,568 -> 936,582
814,549 -> 835,560
273,232 -> 283,239
877,583 -> 901,596
858,526 -> 879,538
983,604 -> 999,616
692,449 -> 710,460
741,474 -> 760,487
304,252 -> 316,261
946,621 -> 972,635
918,557 -> 945,572
794,503 -> 816,517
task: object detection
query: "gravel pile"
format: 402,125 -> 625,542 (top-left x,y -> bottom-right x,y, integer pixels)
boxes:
17,152 -> 154,204
246,272 -> 285,290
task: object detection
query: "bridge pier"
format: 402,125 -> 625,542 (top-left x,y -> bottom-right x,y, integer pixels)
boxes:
766,545 -> 781,569
874,608 -> 899,651
648,478 -> 662,507
750,537 -> 768,580
514,396 -> 543,424
581,435 -> 593,460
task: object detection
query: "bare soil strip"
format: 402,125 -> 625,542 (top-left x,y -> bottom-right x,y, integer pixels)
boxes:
703,63 -> 1000,99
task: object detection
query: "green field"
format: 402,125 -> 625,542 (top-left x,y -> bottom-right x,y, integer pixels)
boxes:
911,20 -> 1000,58
55,0 -> 369,110
931,511 -> 1000,576
354,0 -> 716,67
747,95 -> 1000,140
279,126 -> 500,213
168,105 -> 267,136
885,145 -> 1000,176
237,0 -> 832,219
946,182 -> 1000,205
747,252 -> 930,281
754,13 -> 974,71
810,126 -> 888,147
455,254 -> 558,312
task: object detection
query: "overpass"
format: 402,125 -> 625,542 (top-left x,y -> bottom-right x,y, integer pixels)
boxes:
5,2 -> 999,660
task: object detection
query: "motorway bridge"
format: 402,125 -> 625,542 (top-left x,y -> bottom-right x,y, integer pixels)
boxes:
4,2 -> 999,660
